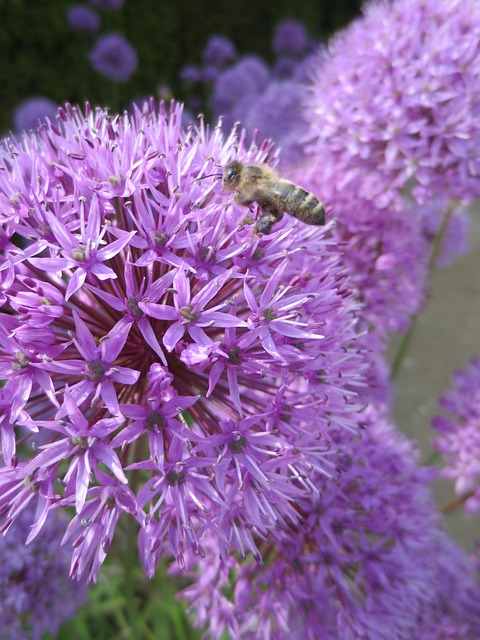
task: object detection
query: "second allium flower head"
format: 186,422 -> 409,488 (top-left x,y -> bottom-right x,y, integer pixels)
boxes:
0,100 -> 367,582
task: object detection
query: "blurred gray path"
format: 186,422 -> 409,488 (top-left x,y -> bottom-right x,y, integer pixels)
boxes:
390,211 -> 480,550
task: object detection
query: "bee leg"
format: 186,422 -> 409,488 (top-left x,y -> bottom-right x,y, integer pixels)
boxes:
255,206 -> 283,235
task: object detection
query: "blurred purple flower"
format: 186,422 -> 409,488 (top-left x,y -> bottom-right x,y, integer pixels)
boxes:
212,56 -> 269,117
89,33 -> 137,82
302,0 -> 480,338
272,20 -> 309,57
13,96 -> 57,132
272,55 -> 298,79
181,408 -> 480,639
89,0 -> 124,10
305,0 -> 480,206
0,100 -> 370,582
0,504 -> 86,639
433,358 -> 480,513
180,64 -> 202,85
203,35 -> 236,68
67,4 -> 100,35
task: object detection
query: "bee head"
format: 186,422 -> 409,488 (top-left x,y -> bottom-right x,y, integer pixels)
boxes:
222,161 -> 242,191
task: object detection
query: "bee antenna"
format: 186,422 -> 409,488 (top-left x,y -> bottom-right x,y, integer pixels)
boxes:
195,173 -> 222,181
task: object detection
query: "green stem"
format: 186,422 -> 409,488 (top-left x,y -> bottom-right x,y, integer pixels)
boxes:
390,204 -> 455,380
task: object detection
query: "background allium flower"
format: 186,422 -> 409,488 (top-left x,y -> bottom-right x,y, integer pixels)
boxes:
0,504 -> 86,639
433,358 -> 480,513
181,408 -> 480,640
89,33 -> 138,82
305,0 -> 480,206
272,20 -> 309,57
13,96 -> 58,133
0,100 -> 370,582
180,64 -> 202,85
302,0 -> 480,339
67,4 -> 100,35
211,56 -> 269,120
202,34 -> 236,68
236,80 -> 309,168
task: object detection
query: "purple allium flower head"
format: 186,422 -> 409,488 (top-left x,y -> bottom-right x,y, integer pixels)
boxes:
180,64 -> 202,85
67,4 -> 100,35
305,0 -> 480,206
89,0 -> 124,10
433,358 -> 480,513
235,79 -> 309,168
202,35 -> 236,68
13,97 -> 58,133
0,504 -> 86,639
272,55 -> 298,79
302,0 -> 480,337
0,100 -> 370,582
272,20 -> 309,57
181,408 -> 480,639
89,33 -> 137,82
211,56 -> 269,118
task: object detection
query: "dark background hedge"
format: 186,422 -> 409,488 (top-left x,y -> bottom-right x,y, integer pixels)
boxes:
0,0 -> 362,134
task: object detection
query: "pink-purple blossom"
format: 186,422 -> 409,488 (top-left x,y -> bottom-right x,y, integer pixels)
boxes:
67,5 -> 100,35
0,100 -> 369,582
433,358 -> 480,513
0,504 -> 87,638
13,97 -> 58,133
89,33 -> 137,82
302,0 -> 480,337
180,408 -> 480,639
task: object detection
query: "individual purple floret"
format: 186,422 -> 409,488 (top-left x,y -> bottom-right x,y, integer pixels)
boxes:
0,100 -> 370,582
89,33 -> 137,82
67,4 -> 100,35
180,407 -> 480,639
272,20 -> 309,57
202,35 -> 236,68
0,504 -> 86,639
433,358 -> 480,513
13,96 -> 58,133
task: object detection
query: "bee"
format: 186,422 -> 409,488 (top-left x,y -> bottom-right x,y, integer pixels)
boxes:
222,161 -> 326,235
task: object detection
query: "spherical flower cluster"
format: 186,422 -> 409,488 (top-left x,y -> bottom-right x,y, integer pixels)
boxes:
89,33 -> 138,82
302,0 -> 480,338
433,358 -> 480,513
67,4 -> 100,35
180,408 -> 480,640
180,24 -> 314,169
0,504 -> 86,639
202,35 -> 236,68
305,0 -> 480,207
0,100 -> 370,582
272,19 -> 310,57
13,97 -> 58,133
211,56 -> 269,120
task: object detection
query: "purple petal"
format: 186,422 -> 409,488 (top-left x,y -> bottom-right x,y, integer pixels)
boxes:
93,442 -> 128,484
101,318 -> 132,362
162,321 -> 185,352
73,311 -> 98,360
66,269 -> 87,300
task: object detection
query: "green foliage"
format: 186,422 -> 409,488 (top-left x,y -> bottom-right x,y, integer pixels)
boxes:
51,559 -> 202,640
0,0 -> 361,134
